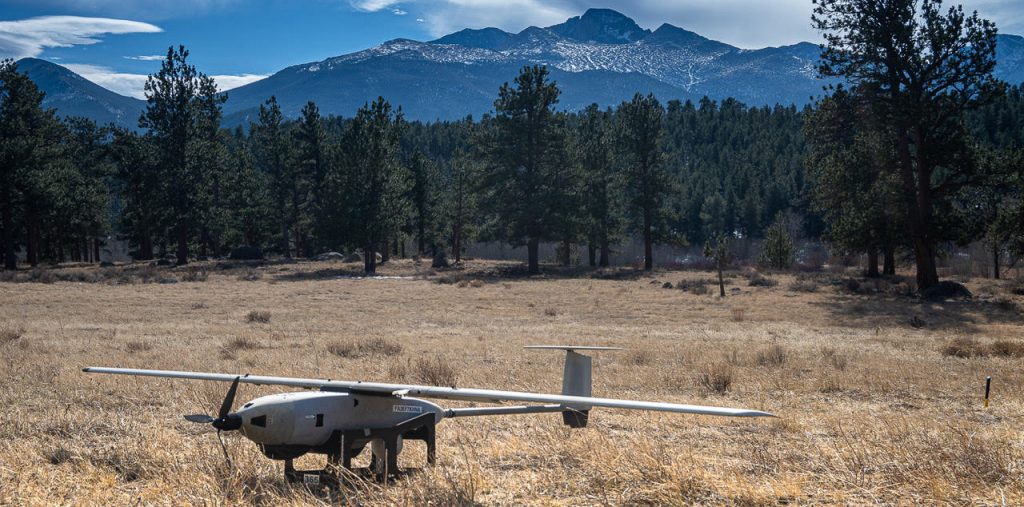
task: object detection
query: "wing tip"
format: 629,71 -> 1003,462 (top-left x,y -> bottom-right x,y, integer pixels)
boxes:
81,367 -> 91,372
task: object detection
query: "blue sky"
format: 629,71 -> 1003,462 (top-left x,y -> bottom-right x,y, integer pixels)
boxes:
1,0 -> 1022,98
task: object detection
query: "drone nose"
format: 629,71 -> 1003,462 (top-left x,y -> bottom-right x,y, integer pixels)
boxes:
212,413 -> 242,431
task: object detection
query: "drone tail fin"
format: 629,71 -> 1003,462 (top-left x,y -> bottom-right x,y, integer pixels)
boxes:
560,350 -> 592,428
525,345 -> 622,428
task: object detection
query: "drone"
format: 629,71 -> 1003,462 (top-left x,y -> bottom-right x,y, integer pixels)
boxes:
83,346 -> 772,485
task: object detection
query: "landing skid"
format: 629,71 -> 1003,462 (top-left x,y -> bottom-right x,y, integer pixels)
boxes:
284,413 -> 437,486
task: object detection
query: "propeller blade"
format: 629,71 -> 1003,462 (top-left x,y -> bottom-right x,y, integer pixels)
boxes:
218,376 -> 240,419
184,414 -> 214,424
217,429 -> 232,468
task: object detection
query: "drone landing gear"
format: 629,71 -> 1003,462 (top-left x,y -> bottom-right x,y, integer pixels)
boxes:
283,413 -> 437,487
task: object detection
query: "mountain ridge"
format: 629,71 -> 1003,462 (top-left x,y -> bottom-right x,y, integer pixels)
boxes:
16,8 -> 1024,126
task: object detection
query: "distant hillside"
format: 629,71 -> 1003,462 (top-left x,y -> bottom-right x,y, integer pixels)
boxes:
17,58 -> 145,130
16,9 -> 1024,127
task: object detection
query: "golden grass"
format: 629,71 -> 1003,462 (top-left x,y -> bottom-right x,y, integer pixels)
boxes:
1,259 -> 1023,505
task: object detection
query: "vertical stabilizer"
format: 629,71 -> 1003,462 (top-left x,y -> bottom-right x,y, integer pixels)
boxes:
524,345 -> 622,428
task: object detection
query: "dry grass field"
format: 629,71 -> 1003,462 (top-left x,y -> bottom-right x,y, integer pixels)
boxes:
1,259 -> 1023,505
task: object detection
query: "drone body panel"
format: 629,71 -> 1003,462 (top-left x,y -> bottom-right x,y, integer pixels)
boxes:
235,391 -> 443,457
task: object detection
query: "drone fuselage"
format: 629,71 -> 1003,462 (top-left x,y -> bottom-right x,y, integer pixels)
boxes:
234,391 -> 444,460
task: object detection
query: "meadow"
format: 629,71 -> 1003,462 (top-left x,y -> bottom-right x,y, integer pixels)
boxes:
1,259 -> 1022,505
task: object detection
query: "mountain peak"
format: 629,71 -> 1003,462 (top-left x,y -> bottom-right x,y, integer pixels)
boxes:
548,8 -> 650,44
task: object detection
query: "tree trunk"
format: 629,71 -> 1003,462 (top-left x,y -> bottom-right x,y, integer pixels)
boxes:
718,262 -> 725,298
418,222 -> 425,257
643,226 -> 653,271
364,244 -> 376,274
562,238 -> 571,266
588,244 -> 596,267
94,238 -> 101,264
527,237 -> 539,275
452,222 -> 462,263
912,238 -> 938,289
866,247 -> 879,278
883,247 -> 895,276
599,240 -> 610,267
993,244 -> 1001,280
381,239 -> 389,264
1,192 -> 14,270
25,211 -> 38,267
175,222 -> 189,266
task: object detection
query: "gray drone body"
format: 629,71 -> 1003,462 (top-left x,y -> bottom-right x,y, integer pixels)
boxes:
83,346 -> 772,483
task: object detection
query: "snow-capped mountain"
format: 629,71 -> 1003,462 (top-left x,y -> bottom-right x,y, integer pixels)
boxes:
222,8 -> 832,122
17,8 -> 1024,126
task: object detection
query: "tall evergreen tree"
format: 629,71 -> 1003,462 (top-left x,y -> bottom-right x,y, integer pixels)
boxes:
616,93 -> 674,271
479,65 -> 565,274
813,0 -> 1004,289
111,129 -> 160,260
575,104 -> 621,267
342,97 -> 409,274
251,96 -> 293,258
139,46 -> 218,265
292,101 -> 326,257
407,150 -> 441,257
0,59 -> 66,270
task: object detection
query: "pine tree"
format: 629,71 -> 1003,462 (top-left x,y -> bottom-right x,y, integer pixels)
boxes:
479,65 -> 566,274
814,0 -> 1003,289
292,101 -> 326,257
251,96 -> 293,258
760,213 -> 795,270
0,59 -> 66,270
616,93 -> 674,271
111,129 -> 160,260
139,46 -> 218,265
575,104 -> 621,267
343,97 -> 409,274
407,150 -> 441,257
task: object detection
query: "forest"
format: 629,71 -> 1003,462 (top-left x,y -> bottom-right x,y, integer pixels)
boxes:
1,0 -> 1023,289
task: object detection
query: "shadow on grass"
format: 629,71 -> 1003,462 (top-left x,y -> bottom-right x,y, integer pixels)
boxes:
809,293 -> 1023,332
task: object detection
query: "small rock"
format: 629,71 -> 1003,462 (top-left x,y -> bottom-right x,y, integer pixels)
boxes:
662,282 -> 674,289
316,251 -> 345,261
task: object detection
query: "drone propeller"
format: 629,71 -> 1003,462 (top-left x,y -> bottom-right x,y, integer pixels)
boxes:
183,377 -> 242,467
182,376 -> 243,430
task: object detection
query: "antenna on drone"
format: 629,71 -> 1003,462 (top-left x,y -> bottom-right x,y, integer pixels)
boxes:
525,345 -> 622,428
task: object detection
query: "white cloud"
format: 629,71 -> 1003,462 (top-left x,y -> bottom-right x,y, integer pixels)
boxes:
124,54 -> 166,61
62,63 -> 151,98
0,16 -> 162,59
210,73 -> 268,91
4,0 -> 240,21
351,0 -> 402,12
61,63 -> 266,99
392,8 -> 407,16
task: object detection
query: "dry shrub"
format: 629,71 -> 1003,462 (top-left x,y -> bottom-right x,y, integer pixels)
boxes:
695,363 -> 734,394
414,357 -> 459,387
0,326 -> 25,345
788,279 -> 819,292
543,307 -> 558,317
677,278 -> 711,294
730,307 -> 746,322
125,340 -> 153,353
756,343 -> 787,367
820,347 -> 848,371
0,270 -> 15,282
245,310 -> 271,323
992,297 -> 1018,312
327,338 -> 403,359
747,272 -> 777,287
941,337 -> 986,358
624,349 -> 655,366
237,269 -> 261,281
988,339 -> 1024,358
190,301 -> 208,310
225,336 -> 261,351
180,267 -> 209,282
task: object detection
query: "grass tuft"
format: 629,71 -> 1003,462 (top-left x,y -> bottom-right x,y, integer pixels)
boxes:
245,310 -> 271,324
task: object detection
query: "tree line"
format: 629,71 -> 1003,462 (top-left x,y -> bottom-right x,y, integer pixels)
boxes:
2,0 -> 1022,289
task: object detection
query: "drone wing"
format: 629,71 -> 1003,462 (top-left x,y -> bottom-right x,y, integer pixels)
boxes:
82,367 -> 773,418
